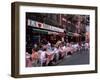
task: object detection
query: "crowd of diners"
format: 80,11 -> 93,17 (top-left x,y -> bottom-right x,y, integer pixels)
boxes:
26,40 -> 89,67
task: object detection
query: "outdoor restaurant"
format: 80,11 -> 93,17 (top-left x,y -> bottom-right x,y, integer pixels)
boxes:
25,13 -> 90,67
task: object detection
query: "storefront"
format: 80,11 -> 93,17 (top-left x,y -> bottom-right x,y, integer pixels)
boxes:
66,32 -> 85,43
32,28 -> 64,44
26,19 -> 65,53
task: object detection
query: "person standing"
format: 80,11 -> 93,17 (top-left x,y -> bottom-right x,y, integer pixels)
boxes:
31,48 -> 39,67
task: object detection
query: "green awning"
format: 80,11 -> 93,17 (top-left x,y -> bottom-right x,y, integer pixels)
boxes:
32,28 -> 48,34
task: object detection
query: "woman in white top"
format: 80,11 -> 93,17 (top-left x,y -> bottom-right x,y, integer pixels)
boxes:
39,49 -> 47,66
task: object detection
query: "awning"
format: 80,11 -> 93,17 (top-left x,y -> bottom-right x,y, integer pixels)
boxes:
32,28 -> 48,34
32,28 -> 60,35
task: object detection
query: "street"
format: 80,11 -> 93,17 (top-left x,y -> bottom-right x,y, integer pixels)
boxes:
56,49 -> 89,66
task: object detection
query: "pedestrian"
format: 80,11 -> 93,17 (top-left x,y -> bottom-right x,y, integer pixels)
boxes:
53,44 -> 60,62
31,48 -> 39,67
39,48 -> 47,66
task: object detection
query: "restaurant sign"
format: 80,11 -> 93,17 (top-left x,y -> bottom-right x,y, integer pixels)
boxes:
27,19 -> 64,33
